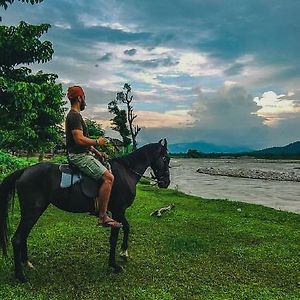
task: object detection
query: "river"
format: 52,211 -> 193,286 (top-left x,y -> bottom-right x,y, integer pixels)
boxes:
167,158 -> 300,214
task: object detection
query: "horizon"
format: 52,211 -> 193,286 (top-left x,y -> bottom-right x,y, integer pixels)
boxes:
3,1 -> 300,149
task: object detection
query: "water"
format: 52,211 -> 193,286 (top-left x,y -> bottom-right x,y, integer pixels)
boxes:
168,158 -> 300,214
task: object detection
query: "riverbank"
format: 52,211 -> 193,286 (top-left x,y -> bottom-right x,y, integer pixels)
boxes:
169,158 -> 300,214
0,183 -> 299,299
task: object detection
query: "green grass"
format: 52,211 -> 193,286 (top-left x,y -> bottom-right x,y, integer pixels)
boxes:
0,183 -> 299,300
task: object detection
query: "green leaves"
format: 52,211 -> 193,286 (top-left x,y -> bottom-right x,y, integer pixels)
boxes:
0,0 -> 44,10
0,73 -> 66,153
0,22 -> 53,67
0,9 -> 66,154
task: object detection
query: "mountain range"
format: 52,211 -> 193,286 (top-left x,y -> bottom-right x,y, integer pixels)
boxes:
168,141 -> 253,154
168,140 -> 300,155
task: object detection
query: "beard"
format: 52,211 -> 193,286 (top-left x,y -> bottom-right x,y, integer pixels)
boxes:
80,100 -> 86,111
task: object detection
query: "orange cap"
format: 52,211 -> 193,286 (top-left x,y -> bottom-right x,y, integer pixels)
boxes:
67,86 -> 85,100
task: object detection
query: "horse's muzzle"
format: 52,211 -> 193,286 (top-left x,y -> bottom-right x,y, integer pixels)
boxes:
158,178 -> 170,188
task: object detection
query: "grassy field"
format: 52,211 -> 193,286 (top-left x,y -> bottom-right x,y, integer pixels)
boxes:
0,182 -> 299,300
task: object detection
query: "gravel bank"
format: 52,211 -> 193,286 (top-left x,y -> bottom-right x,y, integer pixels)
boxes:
196,167 -> 300,182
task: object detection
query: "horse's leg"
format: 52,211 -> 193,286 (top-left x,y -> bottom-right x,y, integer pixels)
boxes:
12,204 -> 48,283
20,238 -> 34,269
120,217 -> 130,262
108,227 -> 122,272
108,211 -> 124,272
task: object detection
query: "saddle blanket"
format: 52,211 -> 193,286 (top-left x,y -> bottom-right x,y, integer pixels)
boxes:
59,164 -> 99,199
60,173 -> 81,188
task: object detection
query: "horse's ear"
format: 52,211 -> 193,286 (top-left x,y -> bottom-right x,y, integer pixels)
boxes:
159,138 -> 167,148
163,138 -> 167,148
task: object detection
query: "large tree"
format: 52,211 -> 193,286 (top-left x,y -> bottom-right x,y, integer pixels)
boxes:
108,99 -> 131,149
116,84 -> 141,151
108,84 -> 141,151
0,20 -> 66,154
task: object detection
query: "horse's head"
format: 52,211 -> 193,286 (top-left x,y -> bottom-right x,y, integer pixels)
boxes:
150,138 -> 171,188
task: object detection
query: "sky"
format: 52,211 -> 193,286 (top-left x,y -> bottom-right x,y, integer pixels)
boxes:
2,0 -> 300,149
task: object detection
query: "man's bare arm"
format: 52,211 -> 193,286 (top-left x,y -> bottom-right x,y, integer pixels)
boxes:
72,129 -> 107,147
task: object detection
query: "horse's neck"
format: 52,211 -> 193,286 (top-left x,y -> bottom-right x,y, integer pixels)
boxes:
127,148 -> 150,175
119,146 -> 153,178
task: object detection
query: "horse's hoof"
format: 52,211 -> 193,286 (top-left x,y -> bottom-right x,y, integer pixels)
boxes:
16,273 -> 28,283
120,250 -> 129,262
120,256 -> 128,262
113,265 -> 124,273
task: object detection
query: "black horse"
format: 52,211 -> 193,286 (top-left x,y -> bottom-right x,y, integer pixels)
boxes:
0,139 -> 170,283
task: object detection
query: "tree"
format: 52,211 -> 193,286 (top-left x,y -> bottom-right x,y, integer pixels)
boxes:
115,83 -> 141,151
108,99 -> 131,149
186,149 -> 204,158
0,21 -> 66,154
85,118 -> 104,139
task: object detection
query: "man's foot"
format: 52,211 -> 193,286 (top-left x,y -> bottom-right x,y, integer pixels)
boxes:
98,215 -> 122,228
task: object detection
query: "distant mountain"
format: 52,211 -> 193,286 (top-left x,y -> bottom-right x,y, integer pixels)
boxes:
168,141 -> 253,154
253,141 -> 300,155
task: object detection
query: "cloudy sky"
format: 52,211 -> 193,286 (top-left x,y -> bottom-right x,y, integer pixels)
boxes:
3,0 -> 300,149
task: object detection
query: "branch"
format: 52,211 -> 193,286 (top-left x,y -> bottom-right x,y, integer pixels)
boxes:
150,204 -> 175,217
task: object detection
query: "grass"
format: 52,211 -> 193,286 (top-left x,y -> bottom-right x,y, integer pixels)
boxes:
0,183 -> 299,300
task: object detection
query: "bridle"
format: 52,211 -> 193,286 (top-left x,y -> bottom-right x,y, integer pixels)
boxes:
117,154 -> 170,185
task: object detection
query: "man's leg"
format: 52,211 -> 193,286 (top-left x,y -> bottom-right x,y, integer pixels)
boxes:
98,171 -> 122,227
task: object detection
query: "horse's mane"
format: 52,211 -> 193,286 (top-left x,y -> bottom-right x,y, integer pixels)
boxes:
111,143 -> 159,166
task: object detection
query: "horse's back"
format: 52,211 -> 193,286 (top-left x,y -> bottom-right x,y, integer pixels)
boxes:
17,162 -> 60,194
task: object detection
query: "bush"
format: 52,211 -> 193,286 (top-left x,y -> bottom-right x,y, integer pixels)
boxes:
0,150 -> 35,177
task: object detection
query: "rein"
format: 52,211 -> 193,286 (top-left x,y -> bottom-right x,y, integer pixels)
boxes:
115,160 -> 159,184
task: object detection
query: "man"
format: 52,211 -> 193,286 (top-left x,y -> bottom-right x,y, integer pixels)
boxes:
65,85 -> 122,228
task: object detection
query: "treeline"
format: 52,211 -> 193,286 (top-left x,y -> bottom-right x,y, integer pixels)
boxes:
170,149 -> 300,160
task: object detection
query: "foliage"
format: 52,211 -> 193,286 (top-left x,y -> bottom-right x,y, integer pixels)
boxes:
0,72 -> 66,153
116,83 -> 141,150
0,21 -> 53,66
108,98 -> 131,148
0,21 -> 66,153
186,149 -> 204,158
0,0 -> 43,10
0,150 -> 36,177
0,182 -> 299,299
170,150 -> 300,160
85,118 -> 104,139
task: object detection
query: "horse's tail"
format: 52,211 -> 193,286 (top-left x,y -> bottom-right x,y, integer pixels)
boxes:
0,168 -> 26,256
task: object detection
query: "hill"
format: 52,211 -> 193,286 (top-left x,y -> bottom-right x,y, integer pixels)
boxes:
168,141 -> 252,154
254,141 -> 300,155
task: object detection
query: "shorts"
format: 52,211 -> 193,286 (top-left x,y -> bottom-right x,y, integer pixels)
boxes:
68,153 -> 107,180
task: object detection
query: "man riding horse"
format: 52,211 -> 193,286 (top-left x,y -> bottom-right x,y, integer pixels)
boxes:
65,85 -> 122,228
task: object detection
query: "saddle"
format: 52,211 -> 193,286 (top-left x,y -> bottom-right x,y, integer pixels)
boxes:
59,164 -> 100,199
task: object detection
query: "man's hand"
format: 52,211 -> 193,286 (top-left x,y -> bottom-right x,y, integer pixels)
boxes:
90,146 -> 108,160
96,137 -> 107,146
99,152 -> 108,160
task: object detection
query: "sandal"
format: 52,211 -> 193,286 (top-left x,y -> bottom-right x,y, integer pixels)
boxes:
97,217 -> 123,228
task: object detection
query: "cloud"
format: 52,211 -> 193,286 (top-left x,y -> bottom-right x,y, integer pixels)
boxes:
98,52 -> 113,62
124,48 -> 137,56
254,91 -> 300,126
124,56 -> 179,69
224,63 -> 244,76
3,0 -> 300,149
178,84 -> 271,147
